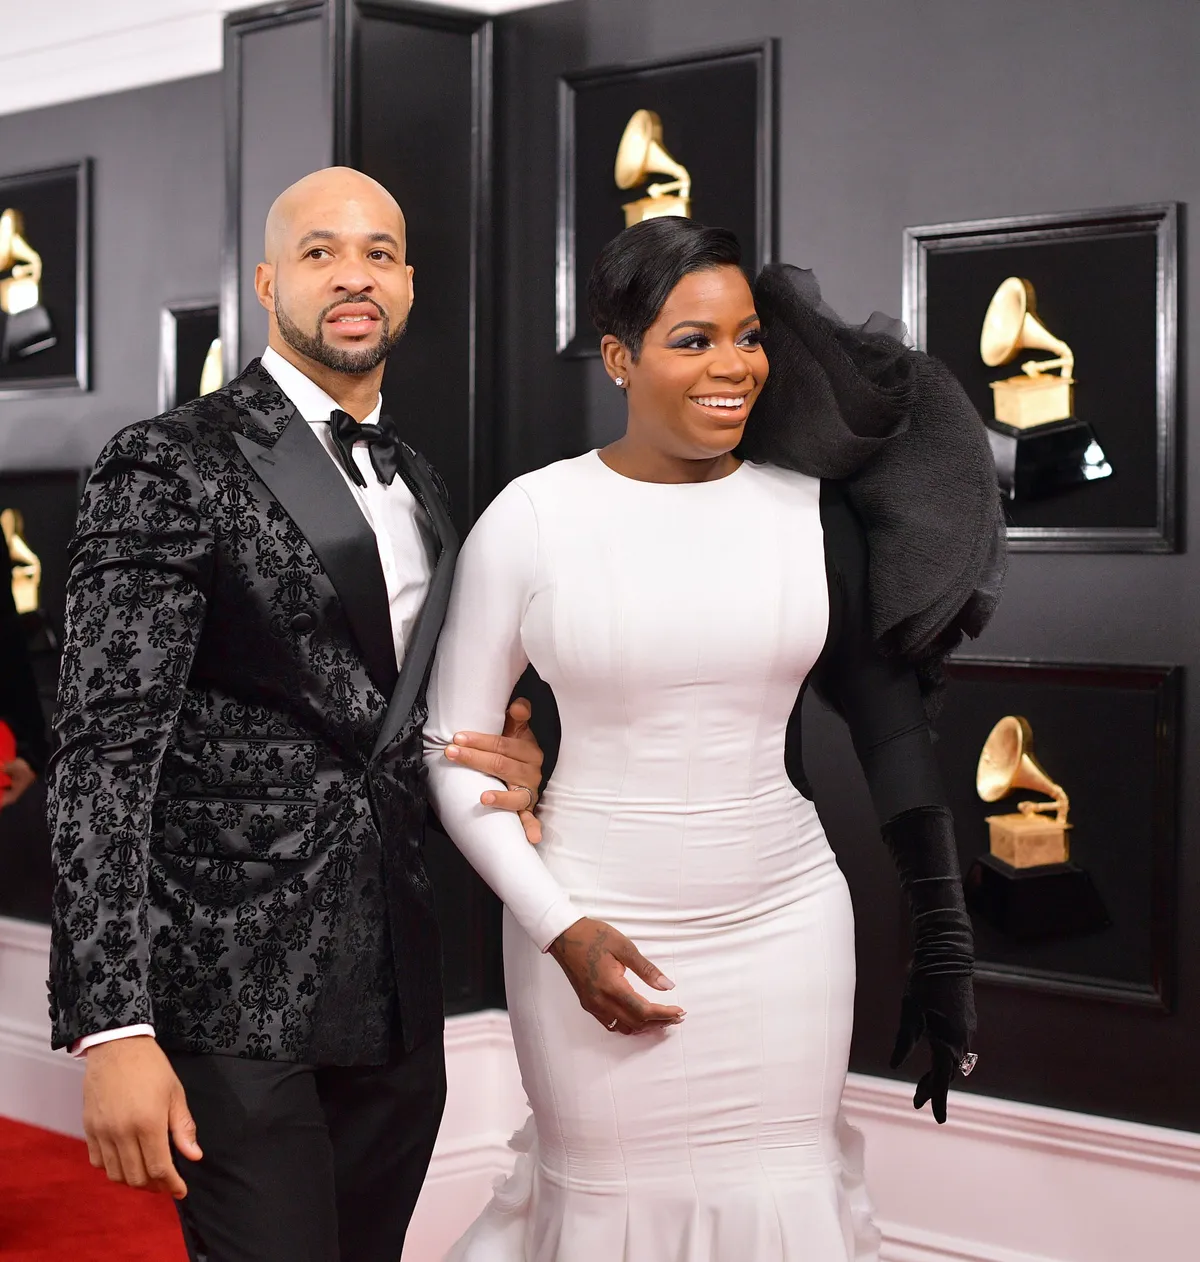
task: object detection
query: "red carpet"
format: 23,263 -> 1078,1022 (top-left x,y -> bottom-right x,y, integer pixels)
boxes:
0,1116 -> 188,1260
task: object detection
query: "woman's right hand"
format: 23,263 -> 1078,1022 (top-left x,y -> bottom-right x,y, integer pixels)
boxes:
548,917 -> 686,1035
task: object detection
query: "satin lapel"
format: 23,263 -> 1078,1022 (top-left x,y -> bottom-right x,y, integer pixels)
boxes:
233,413 -> 399,698
370,445 -> 460,762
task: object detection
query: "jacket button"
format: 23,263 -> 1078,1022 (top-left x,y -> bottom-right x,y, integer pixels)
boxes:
291,611 -> 317,633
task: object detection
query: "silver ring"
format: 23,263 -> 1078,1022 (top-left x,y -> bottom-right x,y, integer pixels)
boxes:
510,784 -> 535,812
959,1052 -> 979,1077
606,1018 -> 619,1031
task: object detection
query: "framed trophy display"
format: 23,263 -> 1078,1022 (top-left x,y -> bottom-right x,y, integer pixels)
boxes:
903,203 -> 1179,552
939,658 -> 1180,1009
0,161 -> 91,397
556,42 -> 777,357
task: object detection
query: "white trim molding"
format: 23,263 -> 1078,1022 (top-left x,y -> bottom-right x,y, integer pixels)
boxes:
0,0 -> 570,118
842,1072 -> 1200,1262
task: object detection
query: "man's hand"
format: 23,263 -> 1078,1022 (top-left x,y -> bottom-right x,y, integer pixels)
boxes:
445,696 -> 545,843
548,917 -> 686,1035
82,1036 -> 203,1199
0,758 -> 35,809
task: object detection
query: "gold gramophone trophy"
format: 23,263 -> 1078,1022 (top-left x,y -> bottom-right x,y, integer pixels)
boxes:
963,714 -> 1109,940
2,506 -> 58,655
979,277 -> 1111,501
977,715 -> 1070,868
615,110 -> 692,228
1,508 -> 42,617
0,208 -> 57,363
199,337 -> 225,397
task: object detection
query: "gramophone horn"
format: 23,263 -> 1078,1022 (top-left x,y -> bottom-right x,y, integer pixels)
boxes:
976,715 -> 1069,823
980,276 -> 1072,369
615,109 -> 690,191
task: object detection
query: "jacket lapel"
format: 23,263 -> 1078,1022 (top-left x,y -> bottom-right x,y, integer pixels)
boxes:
230,381 -> 399,700
370,443 -> 459,762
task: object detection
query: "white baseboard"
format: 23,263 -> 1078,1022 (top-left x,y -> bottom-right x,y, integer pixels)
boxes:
5,930 -> 1196,1262
0,917 -> 84,1137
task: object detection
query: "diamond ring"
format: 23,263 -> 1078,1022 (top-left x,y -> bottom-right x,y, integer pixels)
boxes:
606,1018 -> 619,1031
959,1052 -> 979,1077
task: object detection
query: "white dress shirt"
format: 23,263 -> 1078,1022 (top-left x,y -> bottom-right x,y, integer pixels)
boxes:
73,347 -> 434,1056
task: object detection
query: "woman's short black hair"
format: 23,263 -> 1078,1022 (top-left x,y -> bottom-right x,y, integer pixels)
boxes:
586,218 -> 743,358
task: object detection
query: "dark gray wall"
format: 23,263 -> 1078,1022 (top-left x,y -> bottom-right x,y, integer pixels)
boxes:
0,74 -> 224,472
493,0 -> 1200,1131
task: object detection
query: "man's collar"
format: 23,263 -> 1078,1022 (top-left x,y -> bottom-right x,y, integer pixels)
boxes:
261,345 -> 382,427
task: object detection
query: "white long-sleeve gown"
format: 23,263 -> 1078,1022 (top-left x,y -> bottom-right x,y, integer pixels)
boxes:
423,452 -> 880,1261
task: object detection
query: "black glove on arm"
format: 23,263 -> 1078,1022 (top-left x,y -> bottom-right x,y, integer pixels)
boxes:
882,804 -> 976,1124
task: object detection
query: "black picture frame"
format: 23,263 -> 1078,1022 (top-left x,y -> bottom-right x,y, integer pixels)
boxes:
0,161 -> 90,397
939,657 -> 1179,1010
557,42 -> 777,358
159,300 -> 221,413
903,204 -> 1179,552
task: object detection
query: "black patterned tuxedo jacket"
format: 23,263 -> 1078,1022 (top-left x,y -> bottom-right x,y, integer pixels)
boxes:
47,359 -> 458,1064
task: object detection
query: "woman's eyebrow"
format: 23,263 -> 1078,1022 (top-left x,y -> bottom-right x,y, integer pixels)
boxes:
665,314 -> 761,336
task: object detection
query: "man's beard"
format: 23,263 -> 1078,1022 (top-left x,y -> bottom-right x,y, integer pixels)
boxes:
275,293 -> 407,374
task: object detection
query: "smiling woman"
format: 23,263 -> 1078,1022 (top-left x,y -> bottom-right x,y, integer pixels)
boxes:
416,214 -> 1001,1261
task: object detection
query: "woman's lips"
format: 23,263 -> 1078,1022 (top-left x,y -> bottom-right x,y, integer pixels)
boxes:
688,393 -> 751,421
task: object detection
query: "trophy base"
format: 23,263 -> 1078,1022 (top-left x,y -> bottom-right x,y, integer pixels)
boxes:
986,417 -> 1112,502
986,812 -> 1070,868
1,304 -> 57,362
621,195 -> 691,228
964,853 -> 1110,941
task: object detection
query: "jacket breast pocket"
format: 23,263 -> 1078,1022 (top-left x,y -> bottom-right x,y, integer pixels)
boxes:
162,738 -> 319,802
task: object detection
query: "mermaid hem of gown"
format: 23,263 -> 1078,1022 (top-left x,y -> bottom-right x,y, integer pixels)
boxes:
443,1112 -> 882,1262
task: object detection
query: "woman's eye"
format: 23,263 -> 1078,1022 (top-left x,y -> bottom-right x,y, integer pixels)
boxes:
739,328 -> 764,348
674,334 -> 711,350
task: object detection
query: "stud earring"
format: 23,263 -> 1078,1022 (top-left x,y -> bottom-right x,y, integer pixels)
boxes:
615,377 -> 625,387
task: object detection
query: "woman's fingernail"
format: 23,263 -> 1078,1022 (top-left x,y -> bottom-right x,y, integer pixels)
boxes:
453,732 -> 468,744
482,792 -> 496,805
446,746 -> 459,759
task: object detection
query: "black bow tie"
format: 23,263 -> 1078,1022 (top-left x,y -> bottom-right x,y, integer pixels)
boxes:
328,409 -> 401,488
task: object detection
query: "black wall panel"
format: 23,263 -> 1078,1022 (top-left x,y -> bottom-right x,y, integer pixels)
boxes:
225,4 -> 333,375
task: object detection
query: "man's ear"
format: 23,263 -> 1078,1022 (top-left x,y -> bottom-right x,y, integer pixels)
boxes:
254,262 -> 274,314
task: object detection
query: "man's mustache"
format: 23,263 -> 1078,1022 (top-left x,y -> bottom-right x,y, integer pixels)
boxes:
320,295 -> 388,324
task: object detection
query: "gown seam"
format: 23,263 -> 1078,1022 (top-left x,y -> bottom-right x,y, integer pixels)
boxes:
598,523 -> 633,1246
677,609 -> 704,1241
752,515 -> 789,1253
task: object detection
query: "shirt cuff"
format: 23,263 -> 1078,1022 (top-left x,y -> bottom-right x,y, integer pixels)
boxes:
71,1025 -> 156,1058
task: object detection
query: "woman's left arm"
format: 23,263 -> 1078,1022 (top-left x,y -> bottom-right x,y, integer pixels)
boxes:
814,490 -> 976,1125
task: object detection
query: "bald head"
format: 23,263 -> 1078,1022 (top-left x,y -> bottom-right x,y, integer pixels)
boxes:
264,167 -> 405,263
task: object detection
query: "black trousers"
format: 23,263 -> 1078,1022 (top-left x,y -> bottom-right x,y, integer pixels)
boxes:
168,1035 -> 446,1262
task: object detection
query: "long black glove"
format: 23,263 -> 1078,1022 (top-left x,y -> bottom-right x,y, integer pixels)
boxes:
882,804 -> 976,1124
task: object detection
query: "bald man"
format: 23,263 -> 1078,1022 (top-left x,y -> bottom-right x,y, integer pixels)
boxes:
47,167 -> 543,1261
